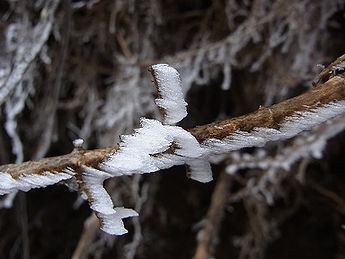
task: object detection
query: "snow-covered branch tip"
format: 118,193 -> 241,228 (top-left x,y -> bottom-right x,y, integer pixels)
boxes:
0,57 -> 345,235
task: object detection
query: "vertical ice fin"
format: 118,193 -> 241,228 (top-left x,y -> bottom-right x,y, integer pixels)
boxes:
82,167 -> 114,215
186,159 -> 213,183
99,208 -> 139,235
82,166 -> 138,235
149,64 -> 188,125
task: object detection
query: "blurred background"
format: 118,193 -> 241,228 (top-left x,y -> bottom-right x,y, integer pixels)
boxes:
0,0 -> 344,258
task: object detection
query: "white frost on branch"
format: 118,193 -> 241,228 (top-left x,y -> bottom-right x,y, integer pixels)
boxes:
99,100 -> 345,189
0,169 -> 74,195
100,118 -> 212,183
82,166 -> 138,235
226,116 -> 345,175
0,64 -> 344,236
333,61 -> 345,73
150,64 -> 188,125
202,101 -> 345,154
82,167 -> 115,215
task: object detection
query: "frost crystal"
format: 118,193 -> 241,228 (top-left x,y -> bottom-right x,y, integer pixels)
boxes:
99,207 -> 139,235
100,119 -> 212,182
186,159 -> 213,183
0,170 -> 74,195
203,101 -> 345,154
82,166 -> 138,235
150,64 -> 188,125
82,167 -> 114,214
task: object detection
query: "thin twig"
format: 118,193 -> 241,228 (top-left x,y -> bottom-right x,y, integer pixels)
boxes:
192,171 -> 232,259
71,213 -> 100,259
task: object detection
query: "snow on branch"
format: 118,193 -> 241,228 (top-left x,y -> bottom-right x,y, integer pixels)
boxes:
0,59 -> 345,235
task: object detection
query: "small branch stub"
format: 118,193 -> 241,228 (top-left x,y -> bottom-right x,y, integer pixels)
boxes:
73,138 -> 84,149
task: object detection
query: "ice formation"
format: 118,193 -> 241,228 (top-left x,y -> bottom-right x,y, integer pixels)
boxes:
186,159 -> 213,183
150,64 -> 188,124
82,166 -> 138,235
0,169 -> 74,195
99,207 -> 139,235
0,63 -> 344,235
202,101 -> 345,154
100,118 -> 213,183
225,116 -> 345,175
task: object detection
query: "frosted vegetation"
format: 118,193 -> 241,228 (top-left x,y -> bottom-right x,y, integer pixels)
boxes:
0,1 -> 344,251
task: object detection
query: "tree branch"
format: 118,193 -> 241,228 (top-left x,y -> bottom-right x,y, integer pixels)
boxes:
0,75 -> 344,178
0,56 -> 344,235
189,75 -> 345,142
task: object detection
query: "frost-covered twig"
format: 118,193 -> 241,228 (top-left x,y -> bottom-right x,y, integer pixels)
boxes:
189,76 -> 345,143
226,116 -> 345,175
0,59 -> 344,235
1,69 -> 343,179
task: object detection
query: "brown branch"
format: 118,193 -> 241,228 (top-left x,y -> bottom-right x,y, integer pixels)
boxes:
314,54 -> 345,84
71,213 -> 100,259
189,75 -> 345,142
0,147 -> 116,178
0,75 -> 344,178
192,171 -> 232,259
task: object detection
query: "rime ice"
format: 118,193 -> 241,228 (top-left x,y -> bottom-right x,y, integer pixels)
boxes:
99,207 -> 138,235
0,169 -> 74,195
150,64 -> 188,124
0,64 -> 344,236
101,119 -> 212,182
203,101 -> 345,155
82,166 -> 138,235
187,159 -> 213,183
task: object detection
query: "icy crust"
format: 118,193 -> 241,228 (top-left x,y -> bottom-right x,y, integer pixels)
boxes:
0,169 -> 74,195
100,118 -> 213,183
82,166 -> 138,235
151,64 -> 188,125
202,101 -> 345,154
